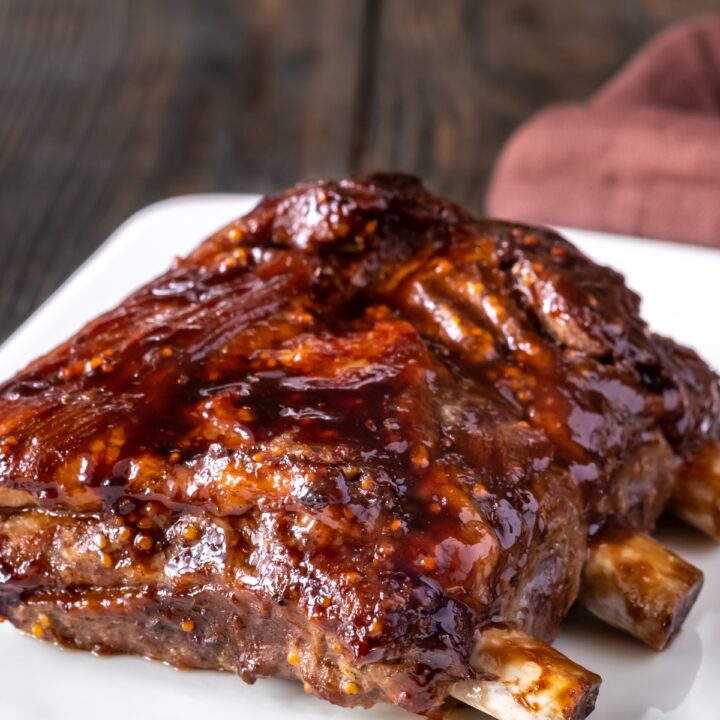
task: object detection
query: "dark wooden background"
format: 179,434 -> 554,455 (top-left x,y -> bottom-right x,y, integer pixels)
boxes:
1,0 -> 719,342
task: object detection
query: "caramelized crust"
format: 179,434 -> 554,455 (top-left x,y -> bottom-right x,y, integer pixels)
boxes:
0,174 -> 718,716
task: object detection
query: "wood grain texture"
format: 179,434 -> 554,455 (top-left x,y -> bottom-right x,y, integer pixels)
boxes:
358,0 -> 720,212
0,0 -> 363,341
0,0 -> 718,342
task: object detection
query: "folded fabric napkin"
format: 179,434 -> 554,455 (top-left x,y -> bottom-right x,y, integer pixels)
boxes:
486,15 -> 720,248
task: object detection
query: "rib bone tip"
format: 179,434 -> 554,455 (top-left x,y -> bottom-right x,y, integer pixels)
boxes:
450,628 -> 600,720
580,526 -> 703,650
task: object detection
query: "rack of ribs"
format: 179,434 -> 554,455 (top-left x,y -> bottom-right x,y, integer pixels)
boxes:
0,174 -> 717,719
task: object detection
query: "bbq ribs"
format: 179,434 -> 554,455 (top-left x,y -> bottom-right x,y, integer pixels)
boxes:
0,174 -> 718,719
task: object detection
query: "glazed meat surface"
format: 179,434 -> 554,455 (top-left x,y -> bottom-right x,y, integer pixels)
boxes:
0,174 -> 718,717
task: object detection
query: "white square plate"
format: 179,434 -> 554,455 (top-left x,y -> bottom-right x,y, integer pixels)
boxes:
0,195 -> 718,720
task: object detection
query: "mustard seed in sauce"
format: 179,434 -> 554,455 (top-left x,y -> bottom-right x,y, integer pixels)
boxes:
286,650 -> 300,666
30,623 -> 44,638
182,524 -> 200,541
134,534 -> 153,552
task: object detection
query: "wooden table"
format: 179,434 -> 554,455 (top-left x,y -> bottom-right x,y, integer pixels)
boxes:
0,0 -> 715,342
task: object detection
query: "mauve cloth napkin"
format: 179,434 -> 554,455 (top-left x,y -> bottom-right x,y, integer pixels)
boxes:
486,15 -> 720,248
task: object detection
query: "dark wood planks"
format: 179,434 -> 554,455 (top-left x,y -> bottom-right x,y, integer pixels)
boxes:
1,0 -> 719,343
358,0 -> 720,213
0,0 -> 363,342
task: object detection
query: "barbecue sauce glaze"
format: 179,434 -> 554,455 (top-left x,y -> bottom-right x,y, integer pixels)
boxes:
0,174 -> 718,715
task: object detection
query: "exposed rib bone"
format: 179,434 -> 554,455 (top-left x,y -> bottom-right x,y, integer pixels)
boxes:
579,526 -> 703,650
450,627 -> 600,720
672,441 -> 720,541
